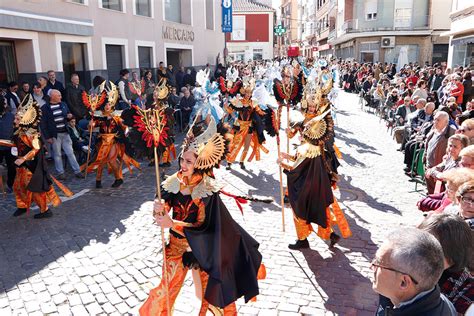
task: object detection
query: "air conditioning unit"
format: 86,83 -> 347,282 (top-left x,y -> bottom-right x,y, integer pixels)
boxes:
381,36 -> 395,48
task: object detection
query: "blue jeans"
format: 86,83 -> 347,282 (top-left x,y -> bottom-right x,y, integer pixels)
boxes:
52,132 -> 81,174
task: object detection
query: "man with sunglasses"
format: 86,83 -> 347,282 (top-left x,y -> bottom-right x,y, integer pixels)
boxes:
372,228 -> 456,315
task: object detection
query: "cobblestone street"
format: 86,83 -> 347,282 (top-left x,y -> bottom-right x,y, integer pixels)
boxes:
0,90 -> 425,315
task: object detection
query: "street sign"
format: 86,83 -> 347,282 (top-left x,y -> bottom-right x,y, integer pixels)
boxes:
274,25 -> 286,36
222,0 -> 232,33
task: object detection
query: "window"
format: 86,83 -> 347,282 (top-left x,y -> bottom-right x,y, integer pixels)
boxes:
70,0 -> 85,3
205,0 -> 214,30
135,0 -> 151,17
231,16 -> 246,41
365,0 -> 377,20
165,0 -> 181,23
102,0 -> 122,11
0,41 -> 17,86
138,46 -> 152,69
253,49 -> 263,60
394,0 -> 412,27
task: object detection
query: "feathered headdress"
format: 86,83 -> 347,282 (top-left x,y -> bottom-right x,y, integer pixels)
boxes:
301,109 -> 333,146
240,76 -> 256,96
16,94 -> 41,130
181,113 -> 229,174
97,80 -> 119,112
196,69 -> 210,87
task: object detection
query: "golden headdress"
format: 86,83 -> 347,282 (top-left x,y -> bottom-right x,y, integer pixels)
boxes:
154,78 -> 170,102
16,94 -> 41,130
302,108 -> 333,146
97,80 -> 119,112
181,112 -> 229,174
239,76 -> 256,96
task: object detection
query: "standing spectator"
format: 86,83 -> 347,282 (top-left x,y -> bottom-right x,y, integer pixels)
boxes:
0,95 -> 15,192
166,64 -> 176,87
46,70 -> 65,97
32,83 -> 48,108
128,71 -> 142,103
157,62 -> 168,82
183,68 -> 194,87
17,82 -> 30,101
175,66 -> 185,91
430,67 -> 445,92
37,76 -> 49,95
40,89 -> 84,180
450,75 -> 464,108
178,87 -> 195,127
461,72 -> 472,111
4,81 -> 20,114
373,228 -> 456,316
117,69 -> 131,110
424,111 -> 457,194
143,70 -> 155,97
65,73 -> 86,121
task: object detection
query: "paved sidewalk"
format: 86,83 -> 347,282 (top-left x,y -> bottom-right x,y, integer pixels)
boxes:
0,90 -> 425,315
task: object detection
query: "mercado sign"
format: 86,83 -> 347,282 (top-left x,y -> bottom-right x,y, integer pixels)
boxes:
162,24 -> 195,42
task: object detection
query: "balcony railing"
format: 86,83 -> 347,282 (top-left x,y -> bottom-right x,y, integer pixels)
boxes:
339,15 -> 431,35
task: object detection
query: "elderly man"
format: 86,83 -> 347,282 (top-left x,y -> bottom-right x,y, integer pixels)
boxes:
423,111 -> 457,193
40,89 -> 84,180
460,145 -> 474,169
373,228 -> 456,315
393,97 -> 416,147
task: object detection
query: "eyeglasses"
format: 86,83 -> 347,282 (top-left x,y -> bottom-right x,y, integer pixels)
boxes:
370,259 -> 419,285
461,196 -> 474,207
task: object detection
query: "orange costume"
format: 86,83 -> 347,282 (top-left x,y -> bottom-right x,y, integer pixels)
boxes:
0,94 -> 72,218
82,81 -> 140,188
140,116 -> 264,315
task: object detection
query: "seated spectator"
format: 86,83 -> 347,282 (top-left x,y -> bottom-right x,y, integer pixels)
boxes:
373,228 -> 456,316
418,213 -> 473,315
424,111 -> 457,194
450,75 -> 464,108
455,180 -> 474,229
373,84 -> 385,108
178,87 -> 195,127
458,118 -> 474,144
436,168 -> 474,213
425,134 -> 469,191
412,80 -> 428,100
393,97 -> 416,145
66,116 -> 89,154
167,86 -> 180,109
457,100 -> 473,125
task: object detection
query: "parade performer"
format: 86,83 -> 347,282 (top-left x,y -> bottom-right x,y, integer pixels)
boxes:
140,114 -> 264,316
191,69 -> 225,123
0,94 -> 72,218
279,89 -> 351,250
82,81 -> 140,188
225,76 -> 275,170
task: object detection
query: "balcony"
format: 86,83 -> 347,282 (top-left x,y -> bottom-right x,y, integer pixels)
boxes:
339,15 -> 431,35
328,29 -> 337,41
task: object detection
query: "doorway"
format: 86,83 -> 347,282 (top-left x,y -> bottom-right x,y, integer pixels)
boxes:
61,42 -> 87,87
360,51 -> 377,63
166,48 -> 192,67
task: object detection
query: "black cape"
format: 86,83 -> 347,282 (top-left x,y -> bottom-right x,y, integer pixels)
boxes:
284,156 -> 333,228
184,193 -> 262,308
25,145 -> 52,193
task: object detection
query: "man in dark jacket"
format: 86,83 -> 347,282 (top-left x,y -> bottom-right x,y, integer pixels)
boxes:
429,67 -> 445,93
65,73 -> 86,120
46,70 -> 65,97
175,66 -> 185,91
5,81 -> 20,114
40,89 -> 84,179
178,87 -> 195,127
373,228 -> 456,316
0,95 -> 16,191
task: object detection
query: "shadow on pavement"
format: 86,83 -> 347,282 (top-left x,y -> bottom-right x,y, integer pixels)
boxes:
338,175 -> 401,216
0,169 -> 156,293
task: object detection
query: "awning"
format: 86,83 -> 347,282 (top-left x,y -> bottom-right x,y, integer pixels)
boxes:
451,34 -> 474,46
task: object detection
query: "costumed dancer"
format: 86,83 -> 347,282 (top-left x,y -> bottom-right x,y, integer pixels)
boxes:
190,69 -> 225,123
0,94 -> 73,218
140,114 -> 264,315
279,85 -> 350,249
217,67 -> 242,126
225,76 -> 275,170
83,81 -> 141,188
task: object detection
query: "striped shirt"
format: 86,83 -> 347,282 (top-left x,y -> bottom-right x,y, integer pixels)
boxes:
50,103 -> 66,133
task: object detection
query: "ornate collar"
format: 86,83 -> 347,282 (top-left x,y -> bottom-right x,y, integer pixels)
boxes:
162,172 -> 221,200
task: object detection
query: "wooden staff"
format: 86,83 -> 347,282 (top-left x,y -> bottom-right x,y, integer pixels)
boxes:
84,116 -> 94,179
153,145 -> 170,316
276,106 -> 285,232
286,101 -> 290,154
